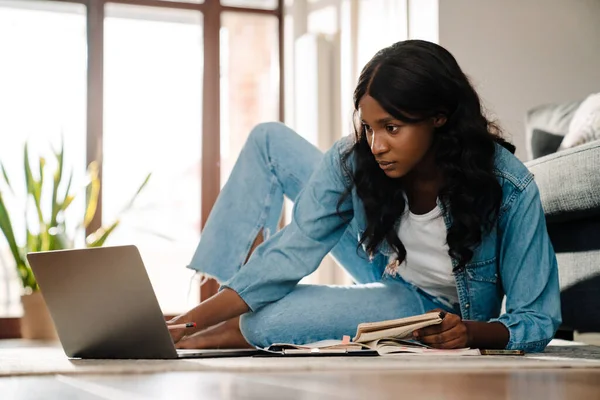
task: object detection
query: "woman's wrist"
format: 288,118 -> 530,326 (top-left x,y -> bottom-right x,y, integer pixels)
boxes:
179,288 -> 249,332
178,305 -> 202,326
463,320 -> 510,349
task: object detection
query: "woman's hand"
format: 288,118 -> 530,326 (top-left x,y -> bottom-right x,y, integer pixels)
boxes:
166,288 -> 250,346
413,309 -> 510,350
413,309 -> 470,349
166,316 -> 188,344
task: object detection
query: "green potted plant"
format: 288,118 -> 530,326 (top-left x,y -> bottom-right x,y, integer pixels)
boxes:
0,142 -> 150,339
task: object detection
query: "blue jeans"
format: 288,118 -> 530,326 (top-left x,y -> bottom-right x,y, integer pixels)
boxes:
187,122 -> 456,348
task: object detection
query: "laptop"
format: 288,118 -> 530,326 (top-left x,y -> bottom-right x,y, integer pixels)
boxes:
27,245 -> 261,359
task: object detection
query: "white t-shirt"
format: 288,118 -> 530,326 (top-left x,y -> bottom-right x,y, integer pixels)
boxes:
392,202 -> 459,305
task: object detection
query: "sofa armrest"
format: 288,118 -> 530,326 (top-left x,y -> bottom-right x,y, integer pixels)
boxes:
525,140 -> 600,222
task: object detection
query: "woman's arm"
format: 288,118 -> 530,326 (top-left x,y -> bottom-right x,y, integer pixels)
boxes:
490,178 -> 561,352
169,288 -> 248,342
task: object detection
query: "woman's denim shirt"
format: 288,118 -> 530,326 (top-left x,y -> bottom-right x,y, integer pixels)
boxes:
223,136 -> 562,353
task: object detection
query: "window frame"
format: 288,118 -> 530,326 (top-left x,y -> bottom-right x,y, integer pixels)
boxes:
0,0 -> 284,337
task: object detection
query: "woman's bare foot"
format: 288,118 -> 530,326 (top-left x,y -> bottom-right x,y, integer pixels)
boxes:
176,316 -> 253,349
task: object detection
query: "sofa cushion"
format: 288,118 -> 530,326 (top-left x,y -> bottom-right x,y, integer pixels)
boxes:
559,93 -> 600,150
531,129 -> 564,159
525,101 -> 581,159
525,140 -> 600,222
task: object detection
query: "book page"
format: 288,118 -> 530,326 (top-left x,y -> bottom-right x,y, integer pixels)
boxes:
353,318 -> 443,343
370,338 -> 431,348
355,312 -> 442,334
366,338 -> 480,356
267,340 -> 365,351
377,345 -> 481,356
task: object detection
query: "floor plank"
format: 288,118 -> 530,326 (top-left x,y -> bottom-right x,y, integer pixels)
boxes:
2,370 -> 600,400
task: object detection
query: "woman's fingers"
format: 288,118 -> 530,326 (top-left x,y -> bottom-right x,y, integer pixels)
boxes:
414,313 -> 468,348
414,312 -> 459,337
418,324 -> 464,345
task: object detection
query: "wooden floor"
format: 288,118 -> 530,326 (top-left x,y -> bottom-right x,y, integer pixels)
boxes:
2,370 -> 600,399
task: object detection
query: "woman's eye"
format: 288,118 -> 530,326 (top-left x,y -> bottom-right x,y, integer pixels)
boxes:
363,124 -> 373,133
386,125 -> 399,133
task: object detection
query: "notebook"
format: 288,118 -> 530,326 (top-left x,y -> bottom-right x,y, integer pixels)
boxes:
264,312 -> 481,356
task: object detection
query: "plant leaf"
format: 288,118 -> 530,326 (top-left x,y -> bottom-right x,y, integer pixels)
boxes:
84,162 -> 100,228
17,144 -> 44,290
120,173 -> 151,214
17,261 -> 37,291
38,156 -> 45,195
50,141 -> 64,226
33,156 -> 45,221
58,169 -> 75,220
0,161 -> 13,195
62,169 -> 73,208
0,192 -> 26,284
33,156 -> 50,251
61,194 -> 75,212
51,229 -> 71,250
49,143 -> 64,250
25,223 -> 40,254
86,219 -> 120,248
23,143 -> 34,197
24,147 -> 44,226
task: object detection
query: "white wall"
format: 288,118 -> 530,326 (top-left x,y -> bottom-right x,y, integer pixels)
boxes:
438,0 -> 600,160
408,0 -> 438,43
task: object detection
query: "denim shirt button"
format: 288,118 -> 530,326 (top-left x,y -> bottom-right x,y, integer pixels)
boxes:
465,303 -> 470,308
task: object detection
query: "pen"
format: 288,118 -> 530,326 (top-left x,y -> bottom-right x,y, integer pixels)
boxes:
167,322 -> 196,330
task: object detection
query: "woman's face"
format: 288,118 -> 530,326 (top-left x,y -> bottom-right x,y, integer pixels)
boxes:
358,95 -> 445,179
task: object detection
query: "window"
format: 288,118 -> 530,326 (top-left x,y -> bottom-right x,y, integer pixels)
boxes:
221,0 -> 276,10
0,0 -> 87,316
161,0 -> 204,3
0,0 -> 283,320
220,12 -> 279,186
103,4 -> 204,314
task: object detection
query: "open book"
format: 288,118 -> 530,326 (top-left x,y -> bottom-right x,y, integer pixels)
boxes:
265,312 -> 480,356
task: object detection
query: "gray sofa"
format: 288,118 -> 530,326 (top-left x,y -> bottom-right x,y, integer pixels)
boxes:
524,101 -> 600,337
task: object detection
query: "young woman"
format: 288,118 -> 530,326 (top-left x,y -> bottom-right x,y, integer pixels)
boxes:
169,40 -> 561,353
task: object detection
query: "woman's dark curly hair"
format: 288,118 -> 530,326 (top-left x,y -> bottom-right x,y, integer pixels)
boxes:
338,40 -> 515,271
